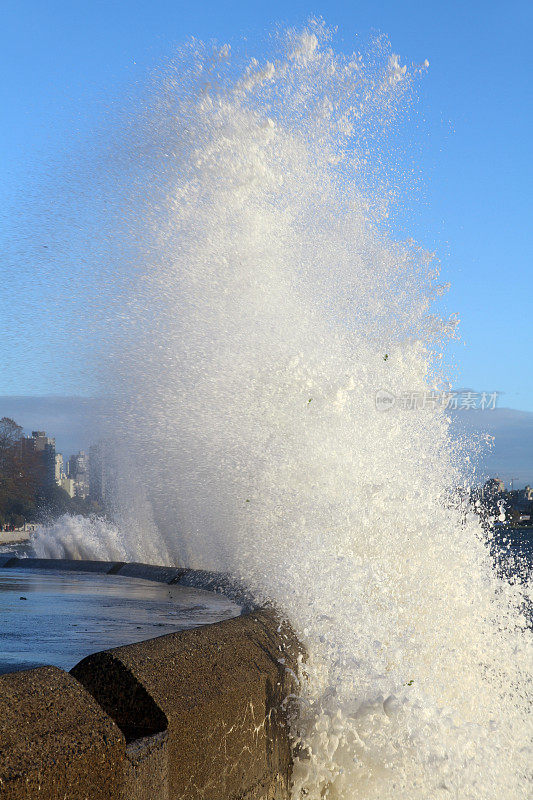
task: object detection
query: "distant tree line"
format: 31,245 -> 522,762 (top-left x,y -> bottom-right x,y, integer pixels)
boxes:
0,417 -> 100,528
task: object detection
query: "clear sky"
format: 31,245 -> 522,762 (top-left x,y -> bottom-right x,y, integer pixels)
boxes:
1,0 -> 532,410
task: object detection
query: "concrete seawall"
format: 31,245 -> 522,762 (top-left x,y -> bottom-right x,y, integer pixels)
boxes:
0,558 -> 302,800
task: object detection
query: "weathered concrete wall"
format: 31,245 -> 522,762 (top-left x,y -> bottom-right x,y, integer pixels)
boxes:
0,559 -> 302,800
72,608 -> 300,800
0,665 -> 125,799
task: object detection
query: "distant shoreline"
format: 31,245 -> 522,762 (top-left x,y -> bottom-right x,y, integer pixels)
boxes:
0,530 -> 30,545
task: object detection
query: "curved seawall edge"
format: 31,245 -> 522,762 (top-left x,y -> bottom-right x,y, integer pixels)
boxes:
0,558 -> 303,800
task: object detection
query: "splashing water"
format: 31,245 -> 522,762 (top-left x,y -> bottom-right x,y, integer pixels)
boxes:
32,23 -> 531,799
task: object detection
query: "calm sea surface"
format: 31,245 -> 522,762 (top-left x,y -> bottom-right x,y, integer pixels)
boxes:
0,565 -> 241,674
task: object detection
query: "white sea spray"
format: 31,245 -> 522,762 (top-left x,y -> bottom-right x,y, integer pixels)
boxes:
32,23 -> 532,799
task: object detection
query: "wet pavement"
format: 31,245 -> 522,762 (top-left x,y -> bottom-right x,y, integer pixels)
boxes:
0,567 -> 241,674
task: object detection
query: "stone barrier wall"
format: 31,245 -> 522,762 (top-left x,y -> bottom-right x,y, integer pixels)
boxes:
0,559 -> 302,800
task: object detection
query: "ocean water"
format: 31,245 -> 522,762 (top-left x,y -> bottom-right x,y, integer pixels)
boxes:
29,23 -> 531,800
0,566 -> 241,674
491,524 -> 533,592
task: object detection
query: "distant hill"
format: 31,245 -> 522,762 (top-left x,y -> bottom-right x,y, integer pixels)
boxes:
0,396 -> 101,459
0,395 -> 531,488
448,406 -> 533,486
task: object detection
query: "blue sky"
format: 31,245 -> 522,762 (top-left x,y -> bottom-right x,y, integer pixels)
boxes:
1,0 -> 531,414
